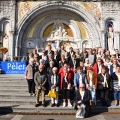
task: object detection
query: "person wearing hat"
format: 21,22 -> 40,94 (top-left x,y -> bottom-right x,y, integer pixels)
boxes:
98,66 -> 112,106
86,66 -> 98,106
48,67 -> 59,107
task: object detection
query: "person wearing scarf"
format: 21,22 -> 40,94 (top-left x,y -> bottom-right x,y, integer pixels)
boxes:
111,65 -> 120,106
48,67 -> 59,107
74,66 -> 88,90
76,83 -> 91,118
98,66 -> 112,106
86,66 -> 98,106
60,67 -> 72,107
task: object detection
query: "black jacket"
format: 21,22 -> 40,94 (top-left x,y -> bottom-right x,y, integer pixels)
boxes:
98,73 -> 112,89
46,50 -> 54,56
69,58 -> 77,68
76,89 -> 91,106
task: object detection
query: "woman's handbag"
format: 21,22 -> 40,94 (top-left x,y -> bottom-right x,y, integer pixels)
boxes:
48,90 -> 57,98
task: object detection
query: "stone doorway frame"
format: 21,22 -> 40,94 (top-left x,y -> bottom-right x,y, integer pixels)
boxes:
15,1 -> 101,56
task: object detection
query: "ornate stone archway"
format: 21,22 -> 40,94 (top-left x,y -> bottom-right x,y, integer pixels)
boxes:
15,1 -> 101,56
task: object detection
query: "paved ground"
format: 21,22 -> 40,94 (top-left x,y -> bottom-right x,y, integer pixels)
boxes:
0,114 -> 120,120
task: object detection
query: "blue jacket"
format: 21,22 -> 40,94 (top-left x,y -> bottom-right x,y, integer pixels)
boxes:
74,72 -> 88,87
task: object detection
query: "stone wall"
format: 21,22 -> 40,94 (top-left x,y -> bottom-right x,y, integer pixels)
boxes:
0,0 -> 16,60
101,1 -> 120,50
0,0 -> 120,59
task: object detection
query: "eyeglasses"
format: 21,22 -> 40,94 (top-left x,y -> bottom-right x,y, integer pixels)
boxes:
98,61 -> 101,62
39,68 -> 43,69
80,87 -> 84,88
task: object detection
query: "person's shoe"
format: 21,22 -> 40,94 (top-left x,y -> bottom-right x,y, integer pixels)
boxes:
42,104 -> 45,107
32,94 -> 35,96
55,103 -> 59,107
29,93 -> 32,96
68,102 -> 72,107
35,104 -> 39,107
115,104 -> 118,106
76,115 -> 84,118
105,103 -> 109,107
63,102 -> 66,107
51,104 -> 54,107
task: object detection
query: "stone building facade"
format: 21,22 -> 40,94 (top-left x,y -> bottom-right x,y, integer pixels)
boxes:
0,0 -> 120,60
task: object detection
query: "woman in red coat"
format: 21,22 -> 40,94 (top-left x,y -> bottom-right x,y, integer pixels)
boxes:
93,58 -> 104,76
59,67 -> 73,107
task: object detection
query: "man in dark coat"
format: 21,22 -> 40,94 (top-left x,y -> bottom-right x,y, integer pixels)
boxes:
46,45 -> 54,56
76,83 -> 91,118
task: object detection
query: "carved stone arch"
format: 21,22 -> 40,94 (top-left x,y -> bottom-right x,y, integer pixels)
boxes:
0,18 -> 10,31
16,1 -> 101,56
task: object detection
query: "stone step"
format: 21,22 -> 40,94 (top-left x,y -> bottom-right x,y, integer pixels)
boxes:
0,104 -> 120,113
0,89 -> 28,92
0,85 -> 28,89
0,98 -> 51,105
0,93 -> 52,99
0,79 -> 26,82
0,104 -> 75,113
0,82 -> 27,85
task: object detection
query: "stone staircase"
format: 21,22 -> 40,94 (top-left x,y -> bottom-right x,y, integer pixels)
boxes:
0,74 -> 120,114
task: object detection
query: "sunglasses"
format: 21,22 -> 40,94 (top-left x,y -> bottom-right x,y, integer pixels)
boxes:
80,87 -> 84,88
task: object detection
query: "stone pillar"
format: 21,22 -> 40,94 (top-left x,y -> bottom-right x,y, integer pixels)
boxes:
9,31 -> 14,61
101,31 -> 106,48
0,31 -> 3,42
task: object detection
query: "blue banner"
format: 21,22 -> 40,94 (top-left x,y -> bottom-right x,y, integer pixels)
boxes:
0,62 -> 26,74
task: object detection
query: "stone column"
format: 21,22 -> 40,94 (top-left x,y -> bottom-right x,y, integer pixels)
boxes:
0,31 -> 3,43
9,31 -> 14,61
101,31 -> 106,48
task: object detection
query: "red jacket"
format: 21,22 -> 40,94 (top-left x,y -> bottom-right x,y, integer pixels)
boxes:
93,63 -> 104,76
59,70 -> 73,90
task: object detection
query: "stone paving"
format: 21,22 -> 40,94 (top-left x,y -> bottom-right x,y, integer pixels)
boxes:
0,114 -> 120,120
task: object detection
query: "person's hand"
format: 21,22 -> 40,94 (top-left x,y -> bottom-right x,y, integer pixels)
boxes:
77,105 -> 80,109
74,68 -> 77,72
86,84 -> 89,89
77,100 -> 82,104
52,85 -> 56,88
102,82 -> 104,85
75,86 -> 77,90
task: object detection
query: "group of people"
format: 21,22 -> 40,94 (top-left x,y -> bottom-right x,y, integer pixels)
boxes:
25,45 -> 120,118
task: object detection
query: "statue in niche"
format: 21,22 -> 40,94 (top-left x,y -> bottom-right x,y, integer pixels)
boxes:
3,22 -> 9,49
49,20 -> 68,39
107,23 -> 115,54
